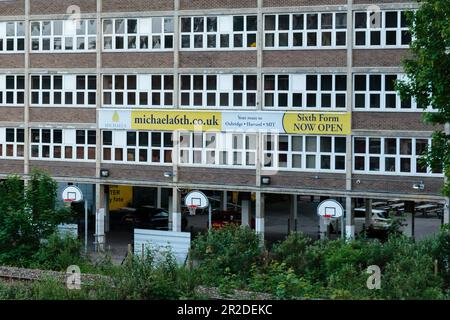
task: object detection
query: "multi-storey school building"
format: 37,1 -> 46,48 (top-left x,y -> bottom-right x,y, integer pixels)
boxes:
0,0 -> 447,248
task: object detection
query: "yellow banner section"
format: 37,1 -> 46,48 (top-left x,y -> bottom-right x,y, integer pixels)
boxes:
131,110 -> 222,131
109,185 -> 133,211
283,112 -> 351,135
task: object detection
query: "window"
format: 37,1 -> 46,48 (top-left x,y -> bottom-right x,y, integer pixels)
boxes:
179,132 -> 256,167
353,74 -> 419,110
353,137 -> 440,175
31,19 -> 96,52
0,75 -> 25,105
103,74 -> 173,107
180,74 -> 256,108
180,15 -> 257,50
0,21 -> 25,52
0,128 -> 24,158
102,130 -> 173,164
354,10 -> 411,48
264,12 -> 347,49
263,135 -> 346,171
264,74 -> 346,109
29,129 -> 96,161
103,17 -> 173,51
30,74 -> 96,106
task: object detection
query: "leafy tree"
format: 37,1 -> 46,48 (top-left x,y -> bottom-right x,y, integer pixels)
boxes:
0,170 -> 71,265
397,0 -> 450,194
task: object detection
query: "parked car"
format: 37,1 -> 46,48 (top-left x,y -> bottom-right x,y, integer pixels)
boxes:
354,208 -> 392,230
210,210 -> 255,229
121,206 -> 188,231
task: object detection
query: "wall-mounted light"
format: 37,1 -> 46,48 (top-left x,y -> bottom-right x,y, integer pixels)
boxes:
164,172 -> 176,178
261,176 -> 271,185
356,179 -> 361,184
100,169 -> 110,178
413,181 -> 425,190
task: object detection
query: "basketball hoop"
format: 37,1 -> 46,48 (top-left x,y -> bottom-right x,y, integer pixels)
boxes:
63,198 -> 75,203
188,204 -> 198,216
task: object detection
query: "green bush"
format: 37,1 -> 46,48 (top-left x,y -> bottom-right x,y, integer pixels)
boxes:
190,225 -> 262,285
29,233 -> 86,272
271,232 -> 312,274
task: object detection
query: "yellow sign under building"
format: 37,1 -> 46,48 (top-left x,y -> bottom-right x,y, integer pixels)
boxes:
109,185 -> 133,211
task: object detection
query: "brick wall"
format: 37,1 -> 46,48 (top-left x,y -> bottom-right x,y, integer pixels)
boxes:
0,160 -> 23,175
100,164 -> 168,182
30,160 -> 96,178
0,0 -> 25,16
179,51 -> 257,68
269,171 -> 346,190
180,0 -> 257,10
29,108 -> 96,124
0,108 -> 24,122
353,49 -> 411,67
0,55 -> 24,69
102,52 -> 174,69
179,167 -> 256,186
30,0 -> 97,15
263,0 -> 346,7
263,50 -> 347,67
352,174 -> 443,196
102,0 -> 174,12
30,54 -> 96,69
352,112 -> 439,131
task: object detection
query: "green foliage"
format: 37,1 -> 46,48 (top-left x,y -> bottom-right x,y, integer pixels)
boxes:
190,225 -> 262,285
396,0 -> 450,194
271,232 -> 312,274
0,171 -> 72,266
29,233 -> 86,272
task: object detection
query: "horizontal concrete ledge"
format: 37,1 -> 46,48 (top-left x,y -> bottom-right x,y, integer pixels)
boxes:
0,173 -> 444,202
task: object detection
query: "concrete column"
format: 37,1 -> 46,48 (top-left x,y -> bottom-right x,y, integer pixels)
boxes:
95,184 -> 106,251
171,187 -> 182,232
345,196 -> 355,240
255,192 -> 265,243
241,200 -> 251,227
156,187 -> 162,208
222,191 -> 228,210
365,198 -> 372,230
289,194 -> 298,232
104,186 -> 110,233
445,198 -> 450,225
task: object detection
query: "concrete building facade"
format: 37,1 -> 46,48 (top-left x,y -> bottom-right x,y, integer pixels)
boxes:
0,0 -> 447,248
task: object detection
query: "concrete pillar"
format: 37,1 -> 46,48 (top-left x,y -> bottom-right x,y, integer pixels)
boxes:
104,186 -> 110,233
345,196 -> 355,240
241,200 -> 251,227
156,187 -> 162,208
171,187 -> 182,232
222,191 -> 228,210
444,198 -> 450,225
255,192 -> 265,243
95,184 -> 106,251
289,194 -> 298,232
365,198 -> 372,230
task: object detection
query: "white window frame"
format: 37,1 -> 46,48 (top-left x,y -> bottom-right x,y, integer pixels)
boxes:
30,19 -> 97,53
30,74 -> 97,107
263,134 -> 347,172
29,129 -> 96,162
353,10 -> 411,48
0,75 -> 25,106
0,128 -> 25,159
353,136 -> 442,176
180,15 -> 258,51
179,74 -> 257,108
103,17 -> 174,52
353,73 -> 423,111
0,21 -> 25,53
102,74 -> 174,107
263,74 -> 347,109
263,12 -> 347,50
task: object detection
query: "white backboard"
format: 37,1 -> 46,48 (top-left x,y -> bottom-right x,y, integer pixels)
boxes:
317,199 -> 344,218
184,190 -> 209,209
62,186 -> 83,203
